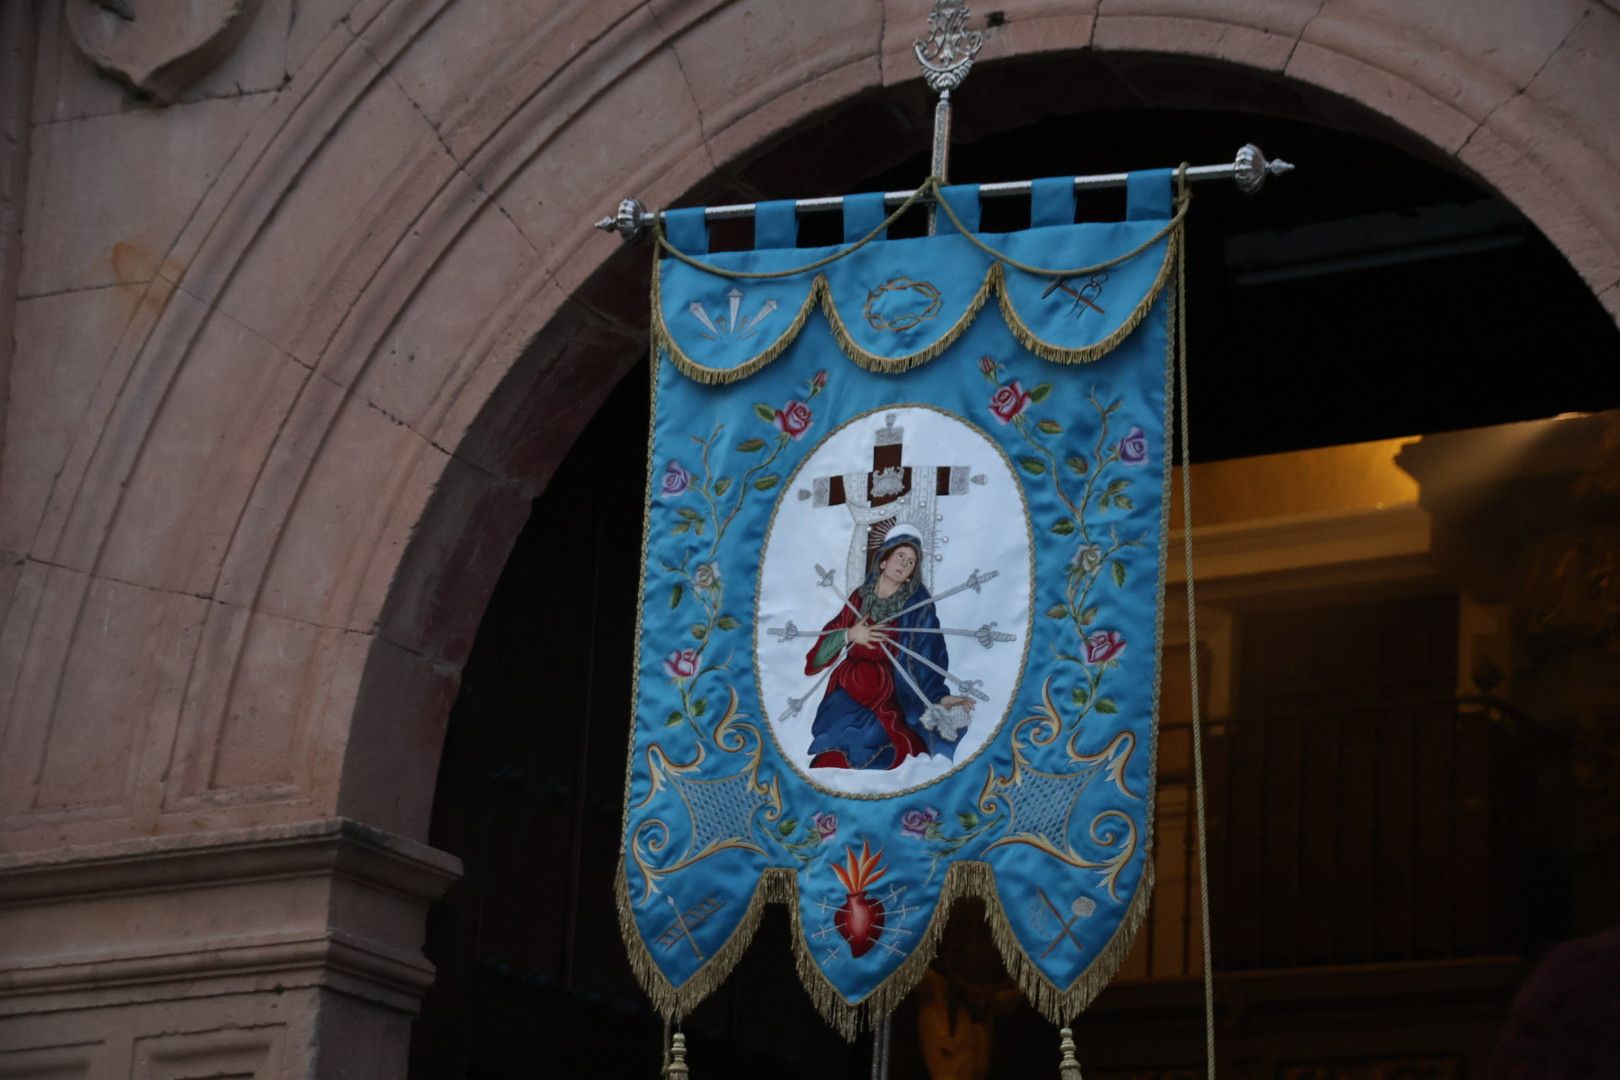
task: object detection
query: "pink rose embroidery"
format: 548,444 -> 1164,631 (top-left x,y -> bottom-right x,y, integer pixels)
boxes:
810,370 -> 828,394
660,460 -> 691,497
989,381 -> 1032,424
900,807 -> 941,839
979,355 -> 999,378
663,648 -> 700,679
1084,630 -> 1126,665
1119,426 -> 1149,465
813,811 -> 838,841
774,400 -> 813,439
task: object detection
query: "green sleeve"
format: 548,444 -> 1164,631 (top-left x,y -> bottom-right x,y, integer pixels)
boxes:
812,629 -> 846,669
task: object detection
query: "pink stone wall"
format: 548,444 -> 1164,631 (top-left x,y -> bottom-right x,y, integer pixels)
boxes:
1,0 -> 1616,1073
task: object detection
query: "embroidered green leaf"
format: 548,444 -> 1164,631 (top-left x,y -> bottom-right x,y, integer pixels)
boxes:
1037,419 -> 1063,435
957,811 -> 980,829
666,710 -> 684,726
753,403 -> 776,422
716,615 -> 740,631
737,438 -> 766,453
1094,698 -> 1119,714
713,477 -> 733,497
669,584 -> 684,609
677,506 -> 702,521
1066,455 -> 1089,475
1020,457 -> 1047,476
1071,686 -> 1090,707
778,818 -> 798,837
692,697 -> 708,717
1051,519 -> 1075,535
693,520 -> 706,535
1105,397 -> 1123,415
1029,383 -> 1053,403
754,474 -> 781,491
672,521 -> 691,534
1080,606 -> 1099,625
1045,604 -> 1069,619
691,623 -> 708,640
1113,494 -> 1133,510
1095,492 -> 1112,513
1106,479 -> 1128,496
1112,560 -> 1127,587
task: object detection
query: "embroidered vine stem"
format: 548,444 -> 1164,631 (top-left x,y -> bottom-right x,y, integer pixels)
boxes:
715,431 -> 792,553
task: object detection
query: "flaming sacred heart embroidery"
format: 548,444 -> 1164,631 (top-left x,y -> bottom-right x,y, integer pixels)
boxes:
831,841 -> 888,957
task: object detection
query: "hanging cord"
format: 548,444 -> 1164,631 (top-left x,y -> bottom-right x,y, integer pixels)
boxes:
930,178 -> 1189,278
654,177 -> 1187,281
1173,165 -> 1218,1080
653,181 -> 937,280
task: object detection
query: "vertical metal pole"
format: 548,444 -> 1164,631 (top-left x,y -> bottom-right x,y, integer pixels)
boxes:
914,0 -> 984,235
870,1015 -> 892,1080
928,89 -> 952,235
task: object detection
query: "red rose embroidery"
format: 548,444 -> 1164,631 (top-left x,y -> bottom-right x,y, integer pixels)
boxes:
663,648 -> 700,679
1084,630 -> 1126,665
775,400 -> 813,439
989,380 -> 1032,424
979,355 -> 999,377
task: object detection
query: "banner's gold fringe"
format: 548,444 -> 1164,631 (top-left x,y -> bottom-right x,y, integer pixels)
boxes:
617,854 -> 1156,1039
656,225 -> 1180,385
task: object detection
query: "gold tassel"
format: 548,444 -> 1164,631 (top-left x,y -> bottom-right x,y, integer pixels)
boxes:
1058,1027 -> 1082,1080
665,1031 -> 689,1080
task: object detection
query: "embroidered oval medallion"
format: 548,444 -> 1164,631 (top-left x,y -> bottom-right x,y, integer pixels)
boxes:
754,405 -> 1033,798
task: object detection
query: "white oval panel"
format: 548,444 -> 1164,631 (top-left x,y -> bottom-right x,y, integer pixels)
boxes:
754,405 -> 1033,798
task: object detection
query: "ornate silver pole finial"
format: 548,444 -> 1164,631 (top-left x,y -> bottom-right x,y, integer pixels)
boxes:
593,197 -> 649,241
915,0 -> 986,231
914,0 -> 984,94
1233,143 -> 1295,194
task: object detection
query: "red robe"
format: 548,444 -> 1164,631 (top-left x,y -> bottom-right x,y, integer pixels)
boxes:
804,591 -> 927,769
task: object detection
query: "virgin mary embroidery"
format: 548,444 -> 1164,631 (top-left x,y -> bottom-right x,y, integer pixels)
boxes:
805,528 -> 979,770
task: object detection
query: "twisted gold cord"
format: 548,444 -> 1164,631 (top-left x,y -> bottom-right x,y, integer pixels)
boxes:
1173,167 -> 1219,1080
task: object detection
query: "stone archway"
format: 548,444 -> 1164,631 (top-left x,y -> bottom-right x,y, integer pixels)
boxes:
2,1 -> 1617,1074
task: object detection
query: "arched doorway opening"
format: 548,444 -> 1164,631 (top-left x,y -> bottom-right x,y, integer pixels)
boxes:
404,53 -> 1620,1076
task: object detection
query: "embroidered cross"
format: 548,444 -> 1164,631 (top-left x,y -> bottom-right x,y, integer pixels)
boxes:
813,414 -> 968,512
1036,887 -> 1084,958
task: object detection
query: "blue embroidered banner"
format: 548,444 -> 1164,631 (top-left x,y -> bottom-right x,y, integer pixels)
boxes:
619,173 -> 1182,1034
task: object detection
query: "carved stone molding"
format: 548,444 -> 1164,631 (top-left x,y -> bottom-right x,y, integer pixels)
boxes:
65,0 -> 264,103
0,818 -> 462,1019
